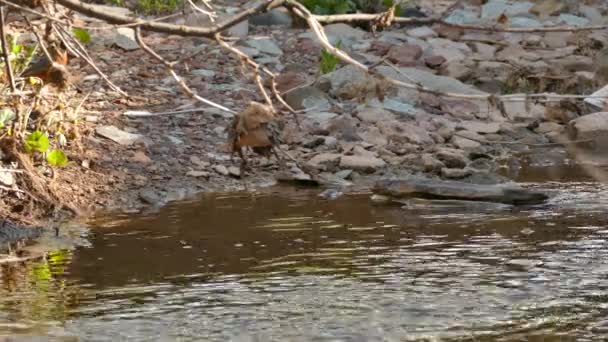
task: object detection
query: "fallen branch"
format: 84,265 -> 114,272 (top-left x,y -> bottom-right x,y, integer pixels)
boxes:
0,6 -> 15,92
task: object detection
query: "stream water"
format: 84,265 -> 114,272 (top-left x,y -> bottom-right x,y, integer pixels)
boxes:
1,175 -> 608,341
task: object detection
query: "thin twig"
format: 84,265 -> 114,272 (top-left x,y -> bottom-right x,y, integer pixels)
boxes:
0,169 -> 24,173
0,6 -> 15,92
134,26 -> 236,115
453,132 -> 593,147
186,0 -> 217,22
53,24 -> 128,97
23,16 -> 54,70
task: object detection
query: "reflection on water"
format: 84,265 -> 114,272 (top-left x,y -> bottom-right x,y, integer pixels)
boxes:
1,184 -> 608,341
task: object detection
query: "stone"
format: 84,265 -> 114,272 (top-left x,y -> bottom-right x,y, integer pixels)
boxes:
275,71 -> 308,93
245,38 -> 282,56
339,155 -> 386,173
558,14 -> 590,27
186,170 -> 209,178
113,28 -> 138,51
323,23 -> 367,40
580,5 -> 606,25
535,122 -> 563,134
386,44 -> 423,66
421,153 -> 445,173
378,120 -> 434,146
510,17 -> 542,28
502,100 -> 545,121
435,148 -> 468,168
328,115 -> 361,141
473,42 -> 497,60
406,26 -> 437,39
131,151 -> 152,164
427,38 -> 471,63
225,20 -> 248,39
544,32 -> 572,49
355,107 -> 395,124
441,60 -> 473,80
139,189 -> 163,205
191,69 -> 215,77
425,55 -> 446,68
373,176 -> 549,205
284,86 -> 330,111
377,66 -> 486,96
452,135 -> 482,151
96,125 -> 143,145
213,164 -> 229,176
321,65 -> 378,100
444,9 -> 480,25
530,0 -> 568,17
441,167 -> 472,179
481,0 -> 534,20
360,127 -> 388,147
0,169 -> 14,186
457,121 -> 501,134
250,8 -> 293,27
307,153 -> 341,170
567,112 -> 608,142
228,166 -> 241,178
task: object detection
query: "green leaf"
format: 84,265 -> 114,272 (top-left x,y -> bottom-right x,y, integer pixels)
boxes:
72,28 -> 91,44
47,149 -> 68,167
24,130 -> 50,153
0,109 -> 15,128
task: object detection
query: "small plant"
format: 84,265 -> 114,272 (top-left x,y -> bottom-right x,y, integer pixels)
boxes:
299,0 -> 356,15
72,28 -> 91,44
319,40 -> 342,74
24,130 -> 69,167
137,0 -> 183,15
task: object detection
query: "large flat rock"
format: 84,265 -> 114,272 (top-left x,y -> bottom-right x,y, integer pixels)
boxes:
373,177 -> 548,205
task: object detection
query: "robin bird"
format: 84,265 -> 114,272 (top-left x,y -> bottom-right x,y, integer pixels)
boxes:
20,42 -> 71,88
227,101 -> 285,173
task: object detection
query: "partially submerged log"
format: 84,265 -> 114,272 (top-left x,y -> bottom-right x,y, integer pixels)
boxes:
372,177 -> 548,205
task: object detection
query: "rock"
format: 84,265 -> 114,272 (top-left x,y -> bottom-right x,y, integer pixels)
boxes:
377,66 -> 485,96
502,100 -> 545,121
340,155 -> 386,173
186,170 -> 209,178
530,0 -> 569,17
421,153 -> 445,173
323,23 -> 367,40
473,42 -> 497,59
535,122 -> 563,134
334,169 -> 353,179
355,107 -> 395,124
406,26 -> 437,39
191,69 -> 215,77
457,121 -> 501,134
0,169 -> 14,186
452,135 -> 482,151
567,112 -> 608,142
386,44 -> 423,66
321,65 -> 379,100
481,0 -> 534,20
580,5 -> 606,25
360,127 -> 388,147
228,166 -> 241,178
558,14 -> 590,27
378,120 -> 434,146
425,55 -> 446,69
328,115 -> 360,141
275,71 -> 308,93
113,28 -> 138,51
284,86 -> 330,110
444,8 -> 479,25
225,20 -> 248,39
96,125 -> 143,145
544,32 -> 572,49
131,151 -> 152,164
275,170 -> 320,186
307,153 -> 341,171
510,17 -> 542,28
245,38 -> 282,56
427,38 -> 471,63
139,189 -> 163,205
439,99 -> 480,119
441,167 -> 472,179
373,176 -> 549,205
441,60 -> 473,80
319,189 -> 343,200
371,98 -> 418,117
435,148 -> 468,168
213,164 -> 229,176
250,8 -> 293,27
0,221 -> 43,253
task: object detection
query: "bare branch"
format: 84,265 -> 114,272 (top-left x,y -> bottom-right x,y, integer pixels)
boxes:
0,6 -> 15,92
134,26 -> 236,115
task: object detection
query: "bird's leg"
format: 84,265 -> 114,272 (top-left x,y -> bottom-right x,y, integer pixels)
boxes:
272,146 -> 285,171
238,147 -> 248,174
